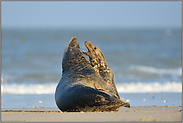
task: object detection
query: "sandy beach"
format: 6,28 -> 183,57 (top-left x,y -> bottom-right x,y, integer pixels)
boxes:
1,105 -> 182,122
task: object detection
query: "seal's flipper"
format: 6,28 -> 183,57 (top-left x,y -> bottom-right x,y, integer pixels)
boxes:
92,99 -> 130,112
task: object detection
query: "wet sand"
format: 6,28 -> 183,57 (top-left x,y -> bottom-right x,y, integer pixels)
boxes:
1,105 -> 182,122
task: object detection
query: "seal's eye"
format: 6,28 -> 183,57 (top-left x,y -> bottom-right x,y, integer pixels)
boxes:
94,47 -> 97,50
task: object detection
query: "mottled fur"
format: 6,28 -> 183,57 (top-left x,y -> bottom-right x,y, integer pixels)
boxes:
83,41 -> 120,99
55,37 -> 130,112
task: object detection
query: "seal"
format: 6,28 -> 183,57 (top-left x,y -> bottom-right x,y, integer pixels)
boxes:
55,37 -> 130,112
83,41 -> 120,99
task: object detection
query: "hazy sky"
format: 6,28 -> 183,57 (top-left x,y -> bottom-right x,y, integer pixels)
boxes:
1,1 -> 182,29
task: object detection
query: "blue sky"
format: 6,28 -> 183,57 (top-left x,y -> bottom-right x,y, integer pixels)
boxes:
1,1 -> 182,29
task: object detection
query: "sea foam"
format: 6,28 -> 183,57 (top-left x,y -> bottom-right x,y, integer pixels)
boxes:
129,66 -> 182,76
117,81 -> 182,93
1,81 -> 182,94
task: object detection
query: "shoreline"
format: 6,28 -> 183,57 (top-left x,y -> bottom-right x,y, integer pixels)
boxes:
1,106 -> 182,122
2,93 -> 181,109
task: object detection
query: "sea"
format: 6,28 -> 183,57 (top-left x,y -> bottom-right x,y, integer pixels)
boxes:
1,27 -> 182,108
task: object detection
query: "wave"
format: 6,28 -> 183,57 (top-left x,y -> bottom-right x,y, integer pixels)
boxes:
1,81 -> 182,94
117,81 -> 182,93
129,65 -> 182,76
1,83 -> 57,94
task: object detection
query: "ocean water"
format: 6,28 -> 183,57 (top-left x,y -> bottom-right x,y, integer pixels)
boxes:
1,28 -> 182,108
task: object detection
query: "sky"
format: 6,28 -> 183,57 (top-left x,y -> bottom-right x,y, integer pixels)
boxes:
1,1 -> 182,29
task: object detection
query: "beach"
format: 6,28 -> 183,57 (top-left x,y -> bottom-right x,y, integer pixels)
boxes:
1,106 -> 182,122
1,93 -> 182,122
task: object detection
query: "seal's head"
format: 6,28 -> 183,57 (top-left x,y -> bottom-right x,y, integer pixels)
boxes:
83,41 -> 106,67
65,37 -> 80,51
62,37 -> 89,73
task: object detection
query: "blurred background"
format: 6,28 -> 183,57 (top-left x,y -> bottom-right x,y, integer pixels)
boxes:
1,1 -> 182,96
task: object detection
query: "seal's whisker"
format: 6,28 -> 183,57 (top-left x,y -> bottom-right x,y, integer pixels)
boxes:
96,43 -> 101,48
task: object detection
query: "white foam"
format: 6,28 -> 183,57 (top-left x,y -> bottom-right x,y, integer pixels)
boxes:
117,81 -> 182,93
1,83 -> 57,94
129,65 -> 182,76
1,81 -> 182,94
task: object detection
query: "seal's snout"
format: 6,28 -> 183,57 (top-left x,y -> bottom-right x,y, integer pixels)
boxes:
68,37 -> 79,48
84,41 -> 89,45
83,41 -> 93,56
84,41 -> 92,47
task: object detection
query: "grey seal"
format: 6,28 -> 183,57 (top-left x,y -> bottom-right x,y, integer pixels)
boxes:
55,37 -> 130,112
83,41 -> 120,99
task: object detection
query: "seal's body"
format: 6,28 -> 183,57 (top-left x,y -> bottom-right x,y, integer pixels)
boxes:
83,41 -> 120,99
55,37 -> 130,112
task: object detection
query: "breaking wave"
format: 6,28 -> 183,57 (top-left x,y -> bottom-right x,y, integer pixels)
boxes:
1,83 -> 57,94
129,65 -> 182,76
117,81 -> 182,93
1,81 -> 182,94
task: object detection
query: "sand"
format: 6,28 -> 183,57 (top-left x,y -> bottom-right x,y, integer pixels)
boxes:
1,105 -> 182,122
